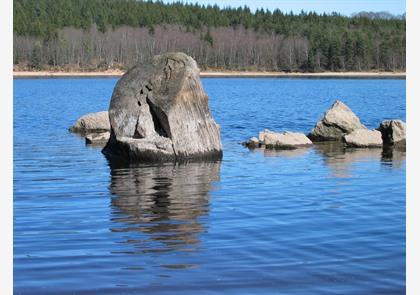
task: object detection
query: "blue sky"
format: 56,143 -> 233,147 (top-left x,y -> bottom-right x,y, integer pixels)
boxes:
159,0 -> 406,16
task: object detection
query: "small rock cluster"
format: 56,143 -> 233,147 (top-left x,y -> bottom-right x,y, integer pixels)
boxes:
244,100 -> 405,150
69,111 -> 110,145
69,62 -> 404,157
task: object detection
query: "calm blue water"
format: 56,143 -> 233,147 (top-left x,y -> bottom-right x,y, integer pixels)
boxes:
14,78 -> 406,294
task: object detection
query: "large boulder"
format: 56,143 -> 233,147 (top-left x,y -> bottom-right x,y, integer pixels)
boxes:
343,129 -> 383,148
377,119 -> 406,145
102,52 -> 222,162
308,100 -> 367,141
69,111 -> 110,133
258,129 -> 313,149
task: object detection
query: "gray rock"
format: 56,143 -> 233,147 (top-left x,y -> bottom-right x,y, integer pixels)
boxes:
107,135 -> 175,162
70,111 -> 110,133
243,137 -> 260,148
308,100 -> 367,141
377,119 -> 406,145
259,129 -> 313,149
343,129 -> 383,148
102,52 -> 223,162
85,131 -> 110,145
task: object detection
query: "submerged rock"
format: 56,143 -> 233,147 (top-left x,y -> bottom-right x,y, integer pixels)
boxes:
69,111 -> 110,134
85,131 -> 110,145
377,119 -> 406,146
343,129 -> 383,148
308,100 -> 367,141
258,129 -> 313,149
102,52 -> 222,162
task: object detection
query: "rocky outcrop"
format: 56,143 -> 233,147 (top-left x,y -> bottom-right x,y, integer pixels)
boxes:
244,129 -> 312,150
69,111 -> 110,134
260,130 -> 313,149
377,119 -> 406,145
102,52 -> 222,162
343,129 -> 383,148
308,100 -> 367,141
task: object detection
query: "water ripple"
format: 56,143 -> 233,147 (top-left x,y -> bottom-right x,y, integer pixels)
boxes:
14,78 -> 405,294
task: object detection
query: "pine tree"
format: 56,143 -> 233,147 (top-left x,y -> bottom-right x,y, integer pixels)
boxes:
203,29 -> 213,46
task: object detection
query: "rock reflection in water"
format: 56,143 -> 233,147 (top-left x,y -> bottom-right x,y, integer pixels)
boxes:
313,142 -> 405,178
381,144 -> 406,168
248,146 -> 311,158
108,160 -> 221,253
263,147 -> 311,158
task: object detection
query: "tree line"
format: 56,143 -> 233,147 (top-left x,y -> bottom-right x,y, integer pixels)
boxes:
13,0 -> 406,72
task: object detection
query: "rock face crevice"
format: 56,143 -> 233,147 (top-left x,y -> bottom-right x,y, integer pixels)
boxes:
146,96 -> 171,138
102,52 -> 222,162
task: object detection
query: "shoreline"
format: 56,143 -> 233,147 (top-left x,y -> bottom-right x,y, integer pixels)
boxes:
13,70 -> 406,79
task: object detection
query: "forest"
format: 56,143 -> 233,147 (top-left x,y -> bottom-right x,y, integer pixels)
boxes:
13,0 -> 406,72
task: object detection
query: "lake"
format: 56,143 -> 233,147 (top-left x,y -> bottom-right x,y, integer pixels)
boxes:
14,78 -> 406,294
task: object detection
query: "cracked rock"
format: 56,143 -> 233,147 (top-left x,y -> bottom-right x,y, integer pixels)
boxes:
102,52 -> 223,162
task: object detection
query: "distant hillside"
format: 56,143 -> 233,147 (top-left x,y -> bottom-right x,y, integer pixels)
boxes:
13,0 -> 406,72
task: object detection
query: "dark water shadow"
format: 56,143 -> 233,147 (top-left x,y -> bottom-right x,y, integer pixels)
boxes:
107,159 -> 221,254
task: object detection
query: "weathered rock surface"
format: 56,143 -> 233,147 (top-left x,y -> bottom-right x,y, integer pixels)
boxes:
258,129 -> 313,149
377,119 -> 406,145
308,100 -> 367,141
85,131 -> 110,145
102,52 -> 222,162
69,111 -> 110,133
343,129 -> 383,148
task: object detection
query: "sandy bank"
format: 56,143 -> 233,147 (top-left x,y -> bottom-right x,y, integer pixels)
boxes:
13,70 -> 125,77
13,70 -> 406,78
